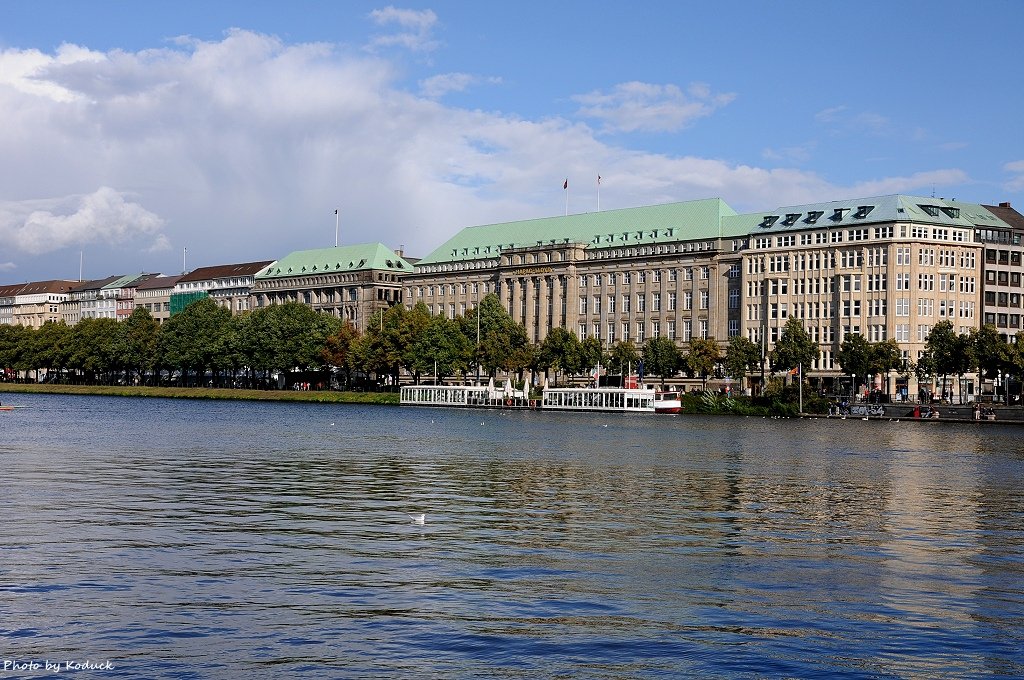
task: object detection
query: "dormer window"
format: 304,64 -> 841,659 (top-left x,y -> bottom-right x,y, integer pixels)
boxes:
854,205 -> 874,219
782,213 -> 800,226
761,215 -> 779,228
805,210 -> 824,224
832,208 -> 850,221
941,206 -> 961,219
919,204 -> 941,217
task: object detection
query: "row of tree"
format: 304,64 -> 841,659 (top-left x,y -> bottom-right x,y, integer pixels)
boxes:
0,294 -> 1021,396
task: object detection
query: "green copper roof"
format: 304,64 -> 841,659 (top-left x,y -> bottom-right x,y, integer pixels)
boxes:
416,199 -> 742,266
101,273 -> 151,290
742,194 -> 1008,234
256,243 -> 412,279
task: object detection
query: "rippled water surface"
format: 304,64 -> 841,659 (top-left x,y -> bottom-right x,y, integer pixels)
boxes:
1,392 -> 1022,678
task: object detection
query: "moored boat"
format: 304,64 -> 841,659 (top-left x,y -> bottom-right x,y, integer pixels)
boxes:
653,390 -> 682,414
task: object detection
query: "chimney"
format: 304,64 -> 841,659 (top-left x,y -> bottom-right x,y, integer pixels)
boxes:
396,245 -> 404,258
1000,201 -> 1012,208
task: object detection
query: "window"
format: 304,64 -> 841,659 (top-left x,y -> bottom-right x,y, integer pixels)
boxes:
652,292 -> 661,312
729,289 -> 739,309
579,297 -> 588,314
896,298 -> 910,316
637,294 -> 646,313
699,290 -> 709,310
668,292 -> 677,311
651,320 -> 660,338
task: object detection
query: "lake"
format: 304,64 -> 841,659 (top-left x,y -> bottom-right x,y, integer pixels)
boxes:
1,392 -> 1022,678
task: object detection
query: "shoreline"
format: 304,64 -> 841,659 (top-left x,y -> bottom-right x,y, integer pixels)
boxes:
0,383 -> 400,406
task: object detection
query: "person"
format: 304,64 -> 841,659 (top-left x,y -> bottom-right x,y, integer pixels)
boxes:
974,402 -> 981,420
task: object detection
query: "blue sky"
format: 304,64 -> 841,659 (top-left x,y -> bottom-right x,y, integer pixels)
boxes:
1,0 -> 1022,282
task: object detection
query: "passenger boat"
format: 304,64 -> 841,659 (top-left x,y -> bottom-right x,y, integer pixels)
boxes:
653,390 -> 683,414
541,386 -> 655,413
400,378 -> 530,409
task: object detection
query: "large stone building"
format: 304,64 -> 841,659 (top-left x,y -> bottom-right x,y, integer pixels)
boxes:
404,194 -> 1024,397
251,243 -> 411,333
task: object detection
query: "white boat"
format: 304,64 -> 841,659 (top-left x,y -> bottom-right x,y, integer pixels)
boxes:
541,386 -> 655,413
653,390 -> 682,414
400,382 -> 529,408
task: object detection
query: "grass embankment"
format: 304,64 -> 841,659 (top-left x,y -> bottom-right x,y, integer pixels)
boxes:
0,383 -> 400,405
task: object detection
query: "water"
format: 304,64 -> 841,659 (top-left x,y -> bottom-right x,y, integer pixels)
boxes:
1,393 -> 1022,678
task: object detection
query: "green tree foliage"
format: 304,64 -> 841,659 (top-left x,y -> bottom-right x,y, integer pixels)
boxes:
321,320 -> 361,388
607,340 -> 640,377
27,321 -> 72,382
69,318 -> 120,383
642,336 -> 680,387
685,337 -> 720,389
769,319 -> 819,374
119,307 -> 159,384
157,297 -> 232,386
0,323 -> 29,374
724,335 -> 761,382
836,334 -> 873,384
537,327 -> 582,383
400,302 -> 434,382
459,294 -> 531,378
579,336 -> 604,378
411,314 -> 472,382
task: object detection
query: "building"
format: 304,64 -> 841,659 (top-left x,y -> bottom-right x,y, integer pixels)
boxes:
11,280 -> 76,328
251,243 -> 411,333
134,275 -> 183,324
977,201 -> 1024,341
0,284 -> 24,325
405,199 -> 748,346
404,194 -> 1024,398
742,195 -> 988,398
60,276 -> 123,325
172,261 -> 273,316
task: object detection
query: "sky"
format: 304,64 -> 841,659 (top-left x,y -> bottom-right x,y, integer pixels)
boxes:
1,0 -> 1022,283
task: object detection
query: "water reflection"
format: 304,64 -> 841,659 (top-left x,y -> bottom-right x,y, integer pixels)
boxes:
0,394 -> 1021,677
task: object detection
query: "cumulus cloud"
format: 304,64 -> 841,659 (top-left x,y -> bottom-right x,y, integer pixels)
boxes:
0,187 -> 165,255
0,29 -> 980,282
367,6 -> 440,53
572,81 -> 735,133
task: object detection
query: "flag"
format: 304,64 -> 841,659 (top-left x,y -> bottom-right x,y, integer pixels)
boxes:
334,209 -> 338,215
563,178 -> 568,190
789,366 -> 799,375
597,174 -> 601,184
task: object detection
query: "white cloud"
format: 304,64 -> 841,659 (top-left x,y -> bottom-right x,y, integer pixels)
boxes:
419,72 -> 501,99
367,6 -> 440,53
0,29 -> 981,281
0,187 -> 165,256
572,81 -> 735,133
1005,160 -> 1024,192
814,106 -> 847,123
846,169 -> 971,198
0,262 -> 15,272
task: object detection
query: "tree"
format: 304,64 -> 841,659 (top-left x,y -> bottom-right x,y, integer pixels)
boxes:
27,321 -> 72,383
926,321 -> 973,403
608,340 -> 640,377
69,318 -> 120,384
642,337 -> 680,388
724,335 -> 761,389
399,302 -> 433,383
836,334 -> 873,395
769,319 -> 819,376
459,294 -> 530,378
119,307 -> 159,385
685,337 -> 720,390
157,297 -> 232,386
321,320 -> 361,389
0,324 -> 29,378
409,314 -> 472,383
537,327 -> 581,383
971,324 -> 1012,402
579,336 -> 604,382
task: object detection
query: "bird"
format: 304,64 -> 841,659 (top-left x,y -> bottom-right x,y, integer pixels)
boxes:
409,513 -> 426,525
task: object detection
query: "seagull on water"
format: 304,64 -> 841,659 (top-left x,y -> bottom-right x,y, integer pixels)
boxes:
409,513 -> 426,525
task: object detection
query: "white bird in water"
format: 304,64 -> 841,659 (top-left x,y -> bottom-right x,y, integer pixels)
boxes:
409,513 -> 426,525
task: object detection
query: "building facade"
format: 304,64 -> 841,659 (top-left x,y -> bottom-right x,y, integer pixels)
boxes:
250,244 -> 411,333
173,261 -> 273,316
405,194 -> 1024,397
134,275 -> 183,324
11,280 -> 76,328
405,200 -> 748,346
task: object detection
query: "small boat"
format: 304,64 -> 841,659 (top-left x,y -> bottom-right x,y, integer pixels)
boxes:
653,390 -> 682,414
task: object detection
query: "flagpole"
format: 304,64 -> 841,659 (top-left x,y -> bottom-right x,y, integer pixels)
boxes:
563,178 -> 569,216
334,208 -> 340,247
183,246 -> 187,275
597,174 -> 601,212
